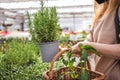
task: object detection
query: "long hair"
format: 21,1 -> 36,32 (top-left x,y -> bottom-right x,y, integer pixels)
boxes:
93,0 -> 120,25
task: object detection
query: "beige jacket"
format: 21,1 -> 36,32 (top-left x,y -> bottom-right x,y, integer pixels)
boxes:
86,6 -> 120,80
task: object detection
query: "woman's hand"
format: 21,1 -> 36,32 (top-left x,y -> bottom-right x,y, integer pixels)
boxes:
72,42 -> 91,56
71,42 -> 81,55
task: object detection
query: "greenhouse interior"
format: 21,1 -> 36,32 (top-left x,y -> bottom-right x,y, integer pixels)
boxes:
0,0 -> 119,80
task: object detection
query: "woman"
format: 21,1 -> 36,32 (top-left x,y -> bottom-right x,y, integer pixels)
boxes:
72,0 -> 120,79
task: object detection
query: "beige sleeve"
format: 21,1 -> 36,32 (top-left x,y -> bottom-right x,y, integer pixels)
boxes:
84,29 -> 93,42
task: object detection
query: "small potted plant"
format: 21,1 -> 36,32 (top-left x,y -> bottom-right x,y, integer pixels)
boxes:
27,0 -> 61,62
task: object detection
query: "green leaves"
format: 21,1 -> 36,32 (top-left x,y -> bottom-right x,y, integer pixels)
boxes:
1,39 -> 39,66
81,49 -> 88,61
62,59 -> 68,67
68,58 -> 75,68
70,71 -> 78,79
80,68 -> 89,80
27,0 -> 60,43
60,43 -> 100,80
79,44 -> 100,56
0,39 -> 64,79
79,44 -> 99,80
61,51 -> 75,68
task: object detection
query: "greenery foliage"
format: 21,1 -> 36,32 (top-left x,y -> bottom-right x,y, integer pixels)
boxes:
27,0 -> 61,43
0,38 -> 63,80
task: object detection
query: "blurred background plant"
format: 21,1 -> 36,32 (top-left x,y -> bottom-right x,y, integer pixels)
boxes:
0,38 -> 63,80
59,30 -> 88,48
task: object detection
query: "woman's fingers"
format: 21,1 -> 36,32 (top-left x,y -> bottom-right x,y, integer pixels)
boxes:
71,43 -> 81,54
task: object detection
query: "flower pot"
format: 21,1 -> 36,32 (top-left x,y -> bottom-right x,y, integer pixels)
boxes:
39,41 -> 59,62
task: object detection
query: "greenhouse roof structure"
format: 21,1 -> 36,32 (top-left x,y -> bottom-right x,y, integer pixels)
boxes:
0,0 -> 94,31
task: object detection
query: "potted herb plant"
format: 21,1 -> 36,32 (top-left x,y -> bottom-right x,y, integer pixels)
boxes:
27,0 -> 61,62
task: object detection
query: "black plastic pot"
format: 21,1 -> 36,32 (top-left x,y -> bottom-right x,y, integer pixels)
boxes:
39,41 -> 59,62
